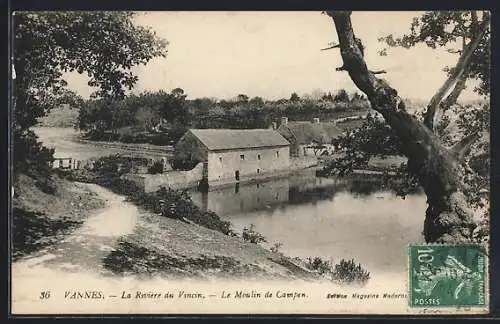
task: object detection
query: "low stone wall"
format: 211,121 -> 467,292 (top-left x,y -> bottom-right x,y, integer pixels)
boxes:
123,162 -> 204,193
290,156 -> 319,170
122,157 -> 318,192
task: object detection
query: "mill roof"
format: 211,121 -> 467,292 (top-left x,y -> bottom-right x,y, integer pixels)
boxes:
277,121 -> 343,145
187,129 -> 290,151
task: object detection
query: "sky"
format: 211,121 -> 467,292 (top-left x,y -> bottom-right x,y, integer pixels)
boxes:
65,11 -> 481,102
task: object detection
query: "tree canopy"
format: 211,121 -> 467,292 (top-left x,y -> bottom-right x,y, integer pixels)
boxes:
13,11 -> 168,175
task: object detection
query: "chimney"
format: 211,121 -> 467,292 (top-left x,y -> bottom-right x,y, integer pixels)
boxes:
281,117 -> 288,126
312,117 -> 320,124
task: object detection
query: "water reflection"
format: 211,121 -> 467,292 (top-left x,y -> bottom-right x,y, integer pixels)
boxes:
191,171 -> 352,216
190,170 -> 411,217
189,170 -> 427,278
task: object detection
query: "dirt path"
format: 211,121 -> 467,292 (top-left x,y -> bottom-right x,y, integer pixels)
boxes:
13,181 -> 318,296
13,184 -> 140,275
32,126 -> 172,160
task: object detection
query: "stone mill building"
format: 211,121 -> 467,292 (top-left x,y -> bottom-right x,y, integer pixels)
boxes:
174,129 -> 291,185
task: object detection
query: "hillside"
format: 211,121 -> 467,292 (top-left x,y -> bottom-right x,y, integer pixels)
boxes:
103,206 -> 319,280
12,174 -> 106,259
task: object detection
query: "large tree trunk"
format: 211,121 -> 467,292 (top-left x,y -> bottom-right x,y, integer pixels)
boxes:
326,11 -> 485,243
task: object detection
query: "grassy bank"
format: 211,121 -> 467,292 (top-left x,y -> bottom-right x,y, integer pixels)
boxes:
56,166 -> 322,280
12,173 -> 106,260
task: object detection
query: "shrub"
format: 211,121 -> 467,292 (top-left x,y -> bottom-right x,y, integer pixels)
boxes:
93,154 -> 149,176
155,187 -> 236,236
100,177 -> 144,197
148,161 -> 164,174
148,133 -> 173,146
34,175 -> 58,194
13,129 -> 55,180
119,132 -> 178,146
305,257 -> 332,275
93,154 -> 131,175
86,131 -> 121,141
194,210 -> 234,236
332,259 -> 370,286
170,157 -> 199,171
120,133 -> 136,143
270,242 -> 283,254
242,224 -> 267,244
304,257 -> 370,286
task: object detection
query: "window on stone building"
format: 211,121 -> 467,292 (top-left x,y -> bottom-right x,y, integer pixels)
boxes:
257,154 -> 261,160
240,154 -> 245,160
219,157 -> 223,163
276,151 -> 280,158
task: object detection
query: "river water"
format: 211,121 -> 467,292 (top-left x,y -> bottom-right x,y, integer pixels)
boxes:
190,170 -> 427,279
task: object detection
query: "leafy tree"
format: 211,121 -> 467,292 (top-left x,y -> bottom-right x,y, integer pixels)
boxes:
290,92 -> 301,102
192,97 -> 215,115
351,91 -> 365,101
135,104 -> 161,132
159,88 -> 190,126
13,11 -> 168,175
77,88 -> 191,142
322,92 -> 334,101
236,94 -> 249,103
249,96 -> 265,107
171,87 -> 186,98
333,89 -> 350,103
323,11 -> 490,243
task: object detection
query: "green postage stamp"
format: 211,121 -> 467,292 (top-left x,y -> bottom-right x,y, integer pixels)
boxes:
408,244 -> 487,308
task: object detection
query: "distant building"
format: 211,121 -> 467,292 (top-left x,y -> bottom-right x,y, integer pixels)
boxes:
277,117 -> 343,157
175,129 -> 290,184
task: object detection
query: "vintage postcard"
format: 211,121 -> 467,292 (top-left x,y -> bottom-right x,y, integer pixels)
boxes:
10,11 -> 490,315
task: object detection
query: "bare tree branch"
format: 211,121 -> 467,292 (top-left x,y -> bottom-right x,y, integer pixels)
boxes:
423,13 -> 489,133
471,11 -> 479,32
325,11 -> 479,243
440,66 -> 469,110
321,43 -> 340,51
325,11 -> 434,158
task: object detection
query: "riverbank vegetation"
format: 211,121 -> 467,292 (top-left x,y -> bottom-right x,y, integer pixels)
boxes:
74,88 -> 371,145
305,257 -> 370,286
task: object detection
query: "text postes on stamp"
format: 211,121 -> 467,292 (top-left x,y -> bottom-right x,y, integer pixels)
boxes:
408,244 -> 486,308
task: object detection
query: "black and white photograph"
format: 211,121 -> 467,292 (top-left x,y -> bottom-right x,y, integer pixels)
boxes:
10,11 -> 491,315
